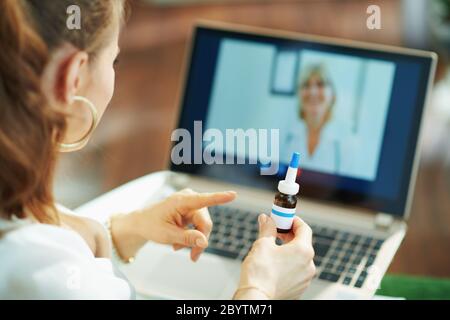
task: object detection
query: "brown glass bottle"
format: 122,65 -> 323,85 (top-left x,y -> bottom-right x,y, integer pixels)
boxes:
273,191 -> 297,233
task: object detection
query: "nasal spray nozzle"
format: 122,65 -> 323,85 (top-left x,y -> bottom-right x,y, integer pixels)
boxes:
270,152 -> 300,233
278,152 -> 300,196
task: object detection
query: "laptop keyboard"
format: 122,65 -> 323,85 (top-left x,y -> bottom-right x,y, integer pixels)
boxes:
206,206 -> 385,289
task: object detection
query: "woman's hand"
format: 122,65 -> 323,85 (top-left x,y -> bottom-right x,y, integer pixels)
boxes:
234,214 -> 316,300
111,188 -> 236,262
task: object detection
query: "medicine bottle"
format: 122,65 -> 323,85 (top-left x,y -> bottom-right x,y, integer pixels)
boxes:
270,152 -> 300,233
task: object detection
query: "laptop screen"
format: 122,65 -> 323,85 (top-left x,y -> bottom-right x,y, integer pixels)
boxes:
172,23 -> 435,217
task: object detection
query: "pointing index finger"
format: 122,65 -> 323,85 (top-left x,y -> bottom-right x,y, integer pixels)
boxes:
176,191 -> 236,213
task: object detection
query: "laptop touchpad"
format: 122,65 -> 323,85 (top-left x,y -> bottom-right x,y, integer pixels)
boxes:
123,243 -> 239,300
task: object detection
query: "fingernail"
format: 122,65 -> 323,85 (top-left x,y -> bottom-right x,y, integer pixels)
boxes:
258,214 -> 267,225
196,238 -> 207,248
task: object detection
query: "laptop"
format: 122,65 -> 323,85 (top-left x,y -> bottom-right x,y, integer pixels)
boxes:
121,21 -> 437,300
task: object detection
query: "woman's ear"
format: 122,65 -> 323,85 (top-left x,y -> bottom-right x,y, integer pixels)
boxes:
57,49 -> 89,104
42,44 -> 89,106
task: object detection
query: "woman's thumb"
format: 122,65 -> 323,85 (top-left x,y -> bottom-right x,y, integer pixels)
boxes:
258,214 -> 277,239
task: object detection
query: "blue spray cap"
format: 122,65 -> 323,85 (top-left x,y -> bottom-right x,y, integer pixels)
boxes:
289,152 -> 300,169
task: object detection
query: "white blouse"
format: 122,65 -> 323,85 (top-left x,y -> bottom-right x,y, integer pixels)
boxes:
284,120 -> 341,175
0,213 -> 134,300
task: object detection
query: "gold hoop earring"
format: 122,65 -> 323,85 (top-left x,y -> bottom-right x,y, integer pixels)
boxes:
59,96 -> 98,153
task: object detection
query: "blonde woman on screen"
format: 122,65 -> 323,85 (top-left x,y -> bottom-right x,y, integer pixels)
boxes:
285,64 -> 340,174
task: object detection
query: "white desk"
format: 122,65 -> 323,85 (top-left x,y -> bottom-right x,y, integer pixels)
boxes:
74,171 -> 172,223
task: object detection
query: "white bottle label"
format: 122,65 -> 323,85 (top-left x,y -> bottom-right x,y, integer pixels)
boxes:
270,203 -> 296,230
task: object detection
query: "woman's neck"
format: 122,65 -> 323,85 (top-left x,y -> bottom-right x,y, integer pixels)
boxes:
305,115 -> 328,156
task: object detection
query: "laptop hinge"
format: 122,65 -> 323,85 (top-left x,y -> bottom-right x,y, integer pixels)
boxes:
374,213 -> 394,230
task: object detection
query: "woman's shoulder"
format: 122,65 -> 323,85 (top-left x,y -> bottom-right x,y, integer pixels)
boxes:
0,221 -> 131,299
57,205 -> 111,258
0,220 -> 93,258
0,222 -> 90,296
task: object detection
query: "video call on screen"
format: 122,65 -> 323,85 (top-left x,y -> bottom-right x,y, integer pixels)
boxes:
205,38 -> 396,182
